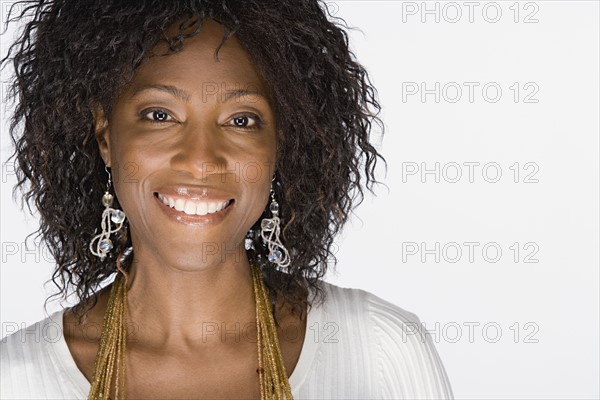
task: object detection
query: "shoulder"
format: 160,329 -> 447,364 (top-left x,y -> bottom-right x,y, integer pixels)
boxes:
317,280 -> 455,399
1,309 -> 67,399
315,280 -> 426,337
317,280 -> 421,323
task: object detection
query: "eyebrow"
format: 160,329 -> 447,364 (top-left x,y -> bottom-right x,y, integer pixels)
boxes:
130,84 -> 191,102
223,89 -> 268,103
130,84 -> 268,104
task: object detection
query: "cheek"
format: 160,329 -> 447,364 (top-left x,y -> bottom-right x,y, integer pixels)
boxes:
107,138 -> 155,216
228,136 -> 277,185
109,127 -> 168,183
243,144 -> 277,211
109,159 -> 146,221
236,155 -> 275,224
240,180 -> 272,230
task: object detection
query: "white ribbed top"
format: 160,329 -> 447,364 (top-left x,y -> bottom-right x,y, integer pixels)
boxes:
1,281 -> 454,399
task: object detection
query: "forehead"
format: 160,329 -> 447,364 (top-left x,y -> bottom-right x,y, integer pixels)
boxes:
124,18 -> 268,97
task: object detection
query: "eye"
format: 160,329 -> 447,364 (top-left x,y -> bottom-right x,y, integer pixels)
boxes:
228,113 -> 263,130
140,108 -> 175,124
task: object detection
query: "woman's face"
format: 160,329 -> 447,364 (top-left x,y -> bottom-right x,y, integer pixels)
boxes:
95,19 -> 277,270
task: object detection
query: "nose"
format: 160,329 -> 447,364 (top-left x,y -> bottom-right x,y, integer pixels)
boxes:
170,122 -> 228,180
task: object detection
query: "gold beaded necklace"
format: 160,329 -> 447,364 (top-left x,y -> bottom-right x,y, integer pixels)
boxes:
88,259 -> 293,400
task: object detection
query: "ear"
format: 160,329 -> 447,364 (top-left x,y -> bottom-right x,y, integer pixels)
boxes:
92,102 -> 112,167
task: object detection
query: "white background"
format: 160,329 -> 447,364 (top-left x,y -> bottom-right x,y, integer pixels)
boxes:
1,1 -> 599,399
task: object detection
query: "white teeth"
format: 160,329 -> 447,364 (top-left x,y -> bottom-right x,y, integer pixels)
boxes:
207,202 -> 218,213
197,201 -> 208,215
174,198 -> 186,212
158,194 -> 230,216
183,201 -> 196,215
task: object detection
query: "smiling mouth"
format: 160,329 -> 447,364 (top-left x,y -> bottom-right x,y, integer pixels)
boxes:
154,193 -> 234,216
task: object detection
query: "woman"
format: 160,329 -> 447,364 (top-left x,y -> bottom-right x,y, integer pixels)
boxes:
1,1 -> 454,399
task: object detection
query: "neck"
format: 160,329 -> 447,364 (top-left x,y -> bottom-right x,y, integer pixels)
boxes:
122,244 -> 258,349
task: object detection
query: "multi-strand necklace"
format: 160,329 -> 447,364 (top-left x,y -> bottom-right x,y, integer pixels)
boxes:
88,260 -> 293,399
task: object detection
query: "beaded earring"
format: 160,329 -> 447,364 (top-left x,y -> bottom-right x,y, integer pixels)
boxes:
259,176 -> 290,268
89,166 -> 126,260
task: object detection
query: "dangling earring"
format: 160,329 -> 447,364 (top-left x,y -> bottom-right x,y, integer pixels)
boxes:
245,229 -> 256,251
89,166 -> 127,260
260,176 -> 290,268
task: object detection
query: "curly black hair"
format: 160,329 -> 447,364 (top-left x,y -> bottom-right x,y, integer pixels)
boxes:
1,0 -> 386,323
